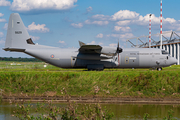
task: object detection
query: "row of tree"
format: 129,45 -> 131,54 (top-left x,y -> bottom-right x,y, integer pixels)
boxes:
0,57 -> 41,62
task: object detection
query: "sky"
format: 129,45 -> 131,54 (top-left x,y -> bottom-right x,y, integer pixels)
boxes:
0,0 -> 180,57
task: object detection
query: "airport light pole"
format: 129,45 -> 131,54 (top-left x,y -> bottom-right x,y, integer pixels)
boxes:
149,14 -> 152,48
160,0 -> 163,49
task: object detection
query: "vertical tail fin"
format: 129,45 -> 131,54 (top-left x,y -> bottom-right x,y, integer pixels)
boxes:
4,13 -> 32,51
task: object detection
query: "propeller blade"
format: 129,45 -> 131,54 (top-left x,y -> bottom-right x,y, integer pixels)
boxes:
117,41 -> 119,52
118,51 -> 120,66
116,40 -> 122,54
117,41 -> 120,66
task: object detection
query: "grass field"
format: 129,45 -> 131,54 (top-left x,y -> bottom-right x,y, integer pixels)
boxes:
0,61 -> 180,98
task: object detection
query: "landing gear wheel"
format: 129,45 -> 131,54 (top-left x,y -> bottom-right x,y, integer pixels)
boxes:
88,69 -> 94,71
157,67 -> 162,71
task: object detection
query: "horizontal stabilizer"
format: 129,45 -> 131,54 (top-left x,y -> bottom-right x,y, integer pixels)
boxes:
3,48 -> 25,52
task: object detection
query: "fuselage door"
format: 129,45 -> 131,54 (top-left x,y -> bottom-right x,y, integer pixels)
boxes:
151,52 -> 156,66
164,59 -> 167,64
125,56 -> 129,64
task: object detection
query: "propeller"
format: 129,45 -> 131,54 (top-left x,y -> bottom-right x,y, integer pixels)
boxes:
116,41 -> 123,66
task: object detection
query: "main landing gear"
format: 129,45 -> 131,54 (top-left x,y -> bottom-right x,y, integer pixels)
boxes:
157,67 -> 162,71
88,69 -> 104,71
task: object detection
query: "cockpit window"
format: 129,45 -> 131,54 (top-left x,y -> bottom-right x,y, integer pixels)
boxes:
162,50 -> 168,55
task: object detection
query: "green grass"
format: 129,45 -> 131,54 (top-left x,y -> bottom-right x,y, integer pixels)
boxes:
1,61 -> 180,98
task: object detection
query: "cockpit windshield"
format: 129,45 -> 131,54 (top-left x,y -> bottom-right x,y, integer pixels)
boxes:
161,50 -> 169,55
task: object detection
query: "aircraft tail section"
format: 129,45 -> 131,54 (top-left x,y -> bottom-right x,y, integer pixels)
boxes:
4,13 -> 32,51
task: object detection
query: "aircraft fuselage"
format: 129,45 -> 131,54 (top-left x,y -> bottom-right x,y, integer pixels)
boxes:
24,46 -> 177,70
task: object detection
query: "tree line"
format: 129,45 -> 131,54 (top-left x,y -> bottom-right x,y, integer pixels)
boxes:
0,57 -> 41,62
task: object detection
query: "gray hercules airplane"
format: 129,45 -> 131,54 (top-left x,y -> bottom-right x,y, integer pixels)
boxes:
3,13 -> 177,71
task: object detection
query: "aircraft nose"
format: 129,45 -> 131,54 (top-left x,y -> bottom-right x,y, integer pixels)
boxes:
171,57 -> 177,65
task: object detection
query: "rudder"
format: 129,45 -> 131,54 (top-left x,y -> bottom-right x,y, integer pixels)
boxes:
5,13 -> 31,50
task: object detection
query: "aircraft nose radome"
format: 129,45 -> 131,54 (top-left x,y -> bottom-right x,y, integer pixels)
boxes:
168,57 -> 177,66
175,59 -> 178,64
172,57 -> 177,65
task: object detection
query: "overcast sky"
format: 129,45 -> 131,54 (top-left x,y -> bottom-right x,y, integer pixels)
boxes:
0,0 -> 180,57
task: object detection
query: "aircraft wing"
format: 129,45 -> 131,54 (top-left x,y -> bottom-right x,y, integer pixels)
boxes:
79,42 -> 102,54
78,41 -> 122,58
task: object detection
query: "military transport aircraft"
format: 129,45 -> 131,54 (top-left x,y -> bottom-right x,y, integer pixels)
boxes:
3,13 -> 177,71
